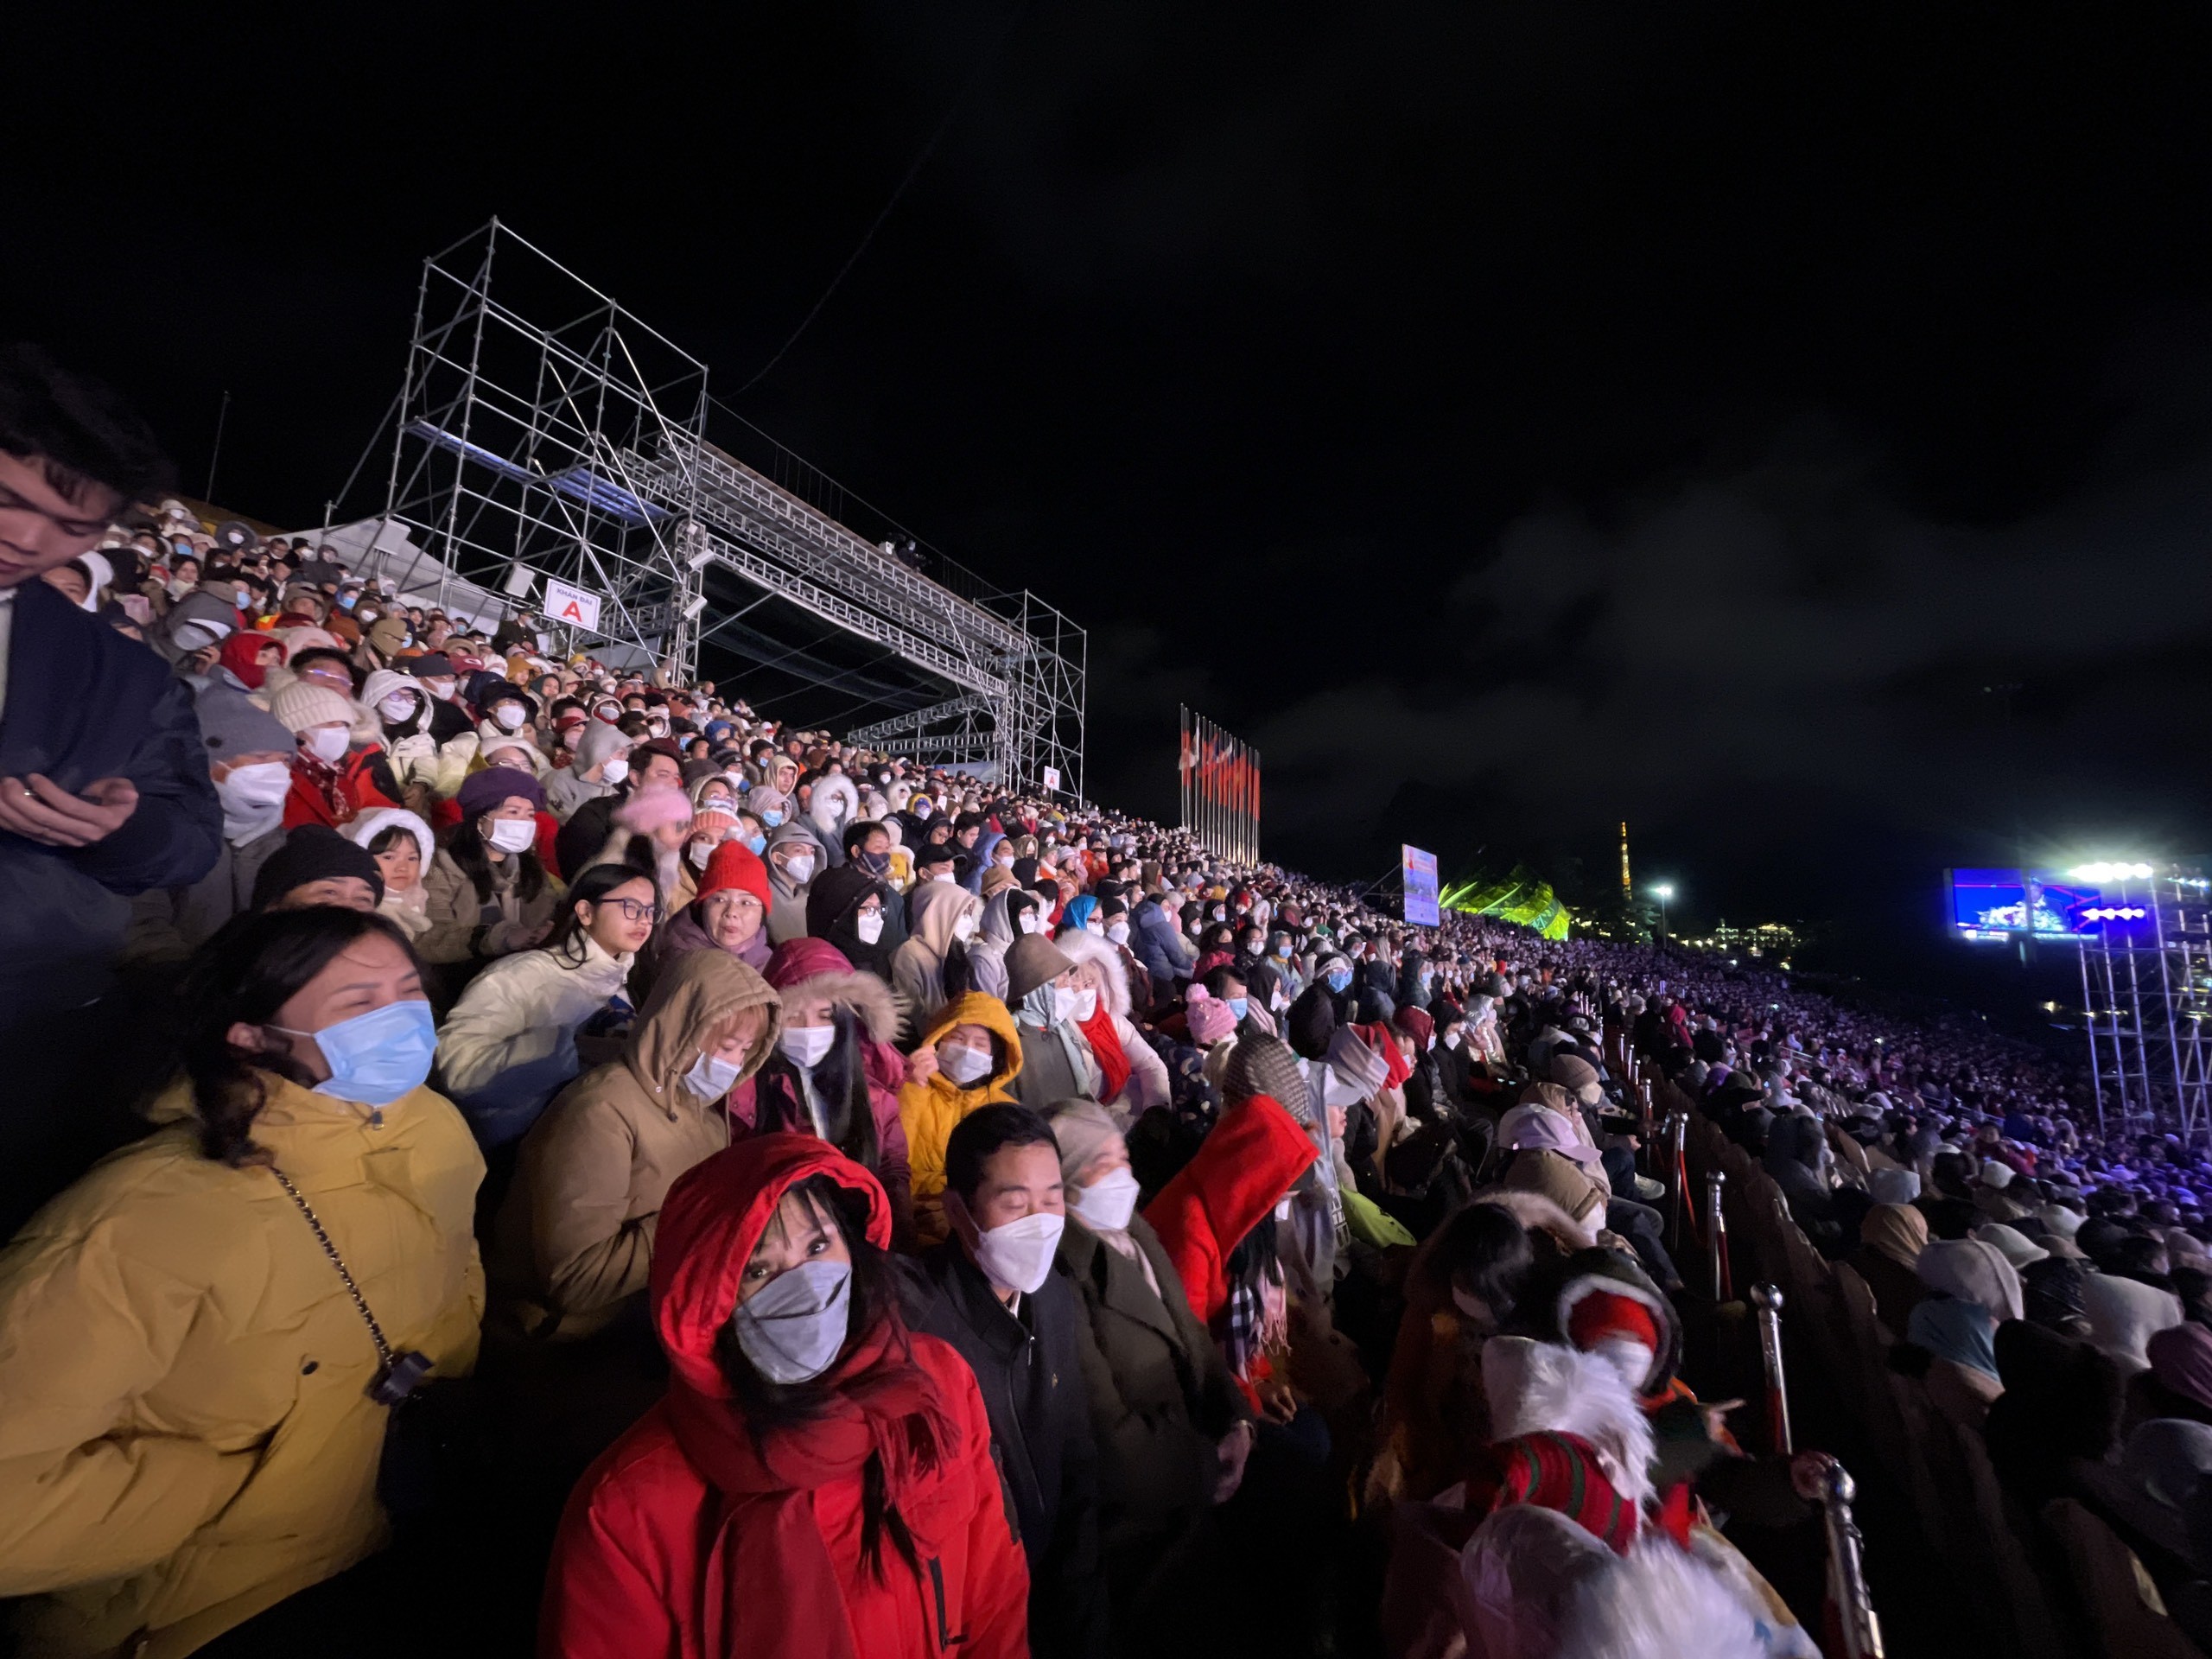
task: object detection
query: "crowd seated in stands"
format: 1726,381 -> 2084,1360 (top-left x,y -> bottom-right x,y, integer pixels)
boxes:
2,343 -> 2209,1658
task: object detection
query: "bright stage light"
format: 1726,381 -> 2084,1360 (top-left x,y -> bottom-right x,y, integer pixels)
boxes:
2069,861 -> 2155,883
1651,883 -> 1675,900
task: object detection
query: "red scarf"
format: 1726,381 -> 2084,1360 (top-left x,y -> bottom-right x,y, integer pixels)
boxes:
1079,1002 -> 1131,1103
662,1319 -> 959,1659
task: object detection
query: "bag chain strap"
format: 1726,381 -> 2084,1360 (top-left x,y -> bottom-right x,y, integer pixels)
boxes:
269,1166 -> 395,1372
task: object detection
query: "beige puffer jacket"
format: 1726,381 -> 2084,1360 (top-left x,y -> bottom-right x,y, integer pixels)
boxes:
488,949 -> 779,1339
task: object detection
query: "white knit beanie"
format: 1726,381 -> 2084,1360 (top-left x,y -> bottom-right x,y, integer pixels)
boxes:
268,680 -> 359,734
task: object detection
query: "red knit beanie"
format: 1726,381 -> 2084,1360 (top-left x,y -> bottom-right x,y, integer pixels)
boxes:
696,840 -> 772,910
1563,1287 -> 1662,1359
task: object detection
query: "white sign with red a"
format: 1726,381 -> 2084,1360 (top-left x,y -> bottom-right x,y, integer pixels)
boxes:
1042,765 -> 1063,792
543,577 -> 602,633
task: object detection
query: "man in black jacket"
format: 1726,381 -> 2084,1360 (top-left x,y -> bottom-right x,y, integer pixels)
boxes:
0,344 -> 220,1230
904,1104 -> 1109,1659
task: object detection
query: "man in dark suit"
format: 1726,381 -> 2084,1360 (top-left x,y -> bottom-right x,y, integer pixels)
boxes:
0,344 -> 219,1230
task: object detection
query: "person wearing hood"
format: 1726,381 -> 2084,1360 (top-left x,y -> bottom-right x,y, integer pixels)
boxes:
807,860 -> 898,982
491,948 -> 780,1342
125,685 -> 297,961
418,766 -> 563,974
762,818 -> 822,944
902,990 -> 1027,1246
546,715 -> 632,822
1046,1098 -> 1251,1640
436,863 -> 656,1149
150,588 -> 241,675
1847,1202 -> 1931,1335
731,938 -> 914,1245
540,1135 -> 1029,1659
0,907 -> 484,1657
341,804 -> 437,942
892,875 -> 983,1037
1764,1112 -> 1844,1254
1128,886 -> 1197,987
969,881 -> 1037,1002
359,666 -> 449,798
1004,934 -> 1104,1110
1056,927 -> 1172,1119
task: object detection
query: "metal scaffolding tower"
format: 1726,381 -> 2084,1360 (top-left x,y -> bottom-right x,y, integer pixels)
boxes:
351,219 -> 1084,794
2077,865 -> 2212,1146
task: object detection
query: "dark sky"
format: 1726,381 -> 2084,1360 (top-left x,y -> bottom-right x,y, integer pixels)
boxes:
14,3 -> 2212,969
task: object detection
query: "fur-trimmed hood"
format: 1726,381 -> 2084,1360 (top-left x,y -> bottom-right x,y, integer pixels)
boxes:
1471,1186 -> 1601,1253
760,937 -> 897,1043
1052,926 -> 1131,1020
1481,1337 -> 1655,1508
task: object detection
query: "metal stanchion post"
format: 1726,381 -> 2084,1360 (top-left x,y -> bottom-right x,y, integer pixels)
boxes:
1822,1461 -> 1885,1659
1706,1169 -> 1729,1300
1664,1111 -> 1687,1253
1751,1283 -> 1791,1453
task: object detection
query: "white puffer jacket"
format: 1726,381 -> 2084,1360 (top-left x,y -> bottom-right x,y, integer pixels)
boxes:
437,933 -> 636,1097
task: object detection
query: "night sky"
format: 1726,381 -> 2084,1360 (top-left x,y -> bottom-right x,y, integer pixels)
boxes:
13,4 -> 2212,980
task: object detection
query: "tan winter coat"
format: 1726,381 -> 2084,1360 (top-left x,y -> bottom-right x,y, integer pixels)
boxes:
489,949 -> 779,1340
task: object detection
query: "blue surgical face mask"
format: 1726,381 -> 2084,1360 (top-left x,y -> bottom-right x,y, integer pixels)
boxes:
1226,996 -> 1250,1021
274,999 -> 436,1113
1326,969 -> 1352,994
744,833 -> 767,856
732,1257 -> 853,1384
762,810 -> 785,828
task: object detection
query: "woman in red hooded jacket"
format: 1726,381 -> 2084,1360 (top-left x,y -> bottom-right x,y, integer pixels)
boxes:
541,1134 -> 1027,1658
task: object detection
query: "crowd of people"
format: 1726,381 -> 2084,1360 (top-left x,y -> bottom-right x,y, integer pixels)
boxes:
1,341 -> 2208,1658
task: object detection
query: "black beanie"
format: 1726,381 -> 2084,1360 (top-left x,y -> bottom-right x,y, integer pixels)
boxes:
251,824 -> 385,911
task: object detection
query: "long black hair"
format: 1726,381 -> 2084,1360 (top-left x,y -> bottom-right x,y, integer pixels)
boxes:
444,803 -> 548,906
543,862 -> 653,967
752,1007 -> 881,1172
711,1174 -> 918,1578
177,907 -> 424,1166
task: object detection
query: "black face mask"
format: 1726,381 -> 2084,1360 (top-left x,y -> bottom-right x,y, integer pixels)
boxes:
857,849 -> 892,875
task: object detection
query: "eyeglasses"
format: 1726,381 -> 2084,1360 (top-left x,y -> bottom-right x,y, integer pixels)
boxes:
595,897 -> 655,922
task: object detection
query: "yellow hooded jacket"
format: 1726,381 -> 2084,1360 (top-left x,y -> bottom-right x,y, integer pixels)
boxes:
0,1074 -> 486,1659
899,990 -> 1025,1245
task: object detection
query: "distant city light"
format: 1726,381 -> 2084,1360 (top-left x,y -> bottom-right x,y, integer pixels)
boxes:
2070,861 -> 2155,882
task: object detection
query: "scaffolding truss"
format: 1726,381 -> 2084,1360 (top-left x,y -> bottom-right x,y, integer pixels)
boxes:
351,219 -> 1084,794
2077,867 -> 2212,1145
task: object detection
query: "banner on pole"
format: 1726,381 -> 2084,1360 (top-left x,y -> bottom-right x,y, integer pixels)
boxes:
542,576 -> 603,632
1178,705 -> 1262,865
1402,844 -> 1441,926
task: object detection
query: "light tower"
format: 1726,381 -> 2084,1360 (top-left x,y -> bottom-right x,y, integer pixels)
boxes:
1620,821 -> 1632,899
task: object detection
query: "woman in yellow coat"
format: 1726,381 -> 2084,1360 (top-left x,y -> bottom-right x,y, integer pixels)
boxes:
897,989 -> 1024,1244
0,907 -> 486,1658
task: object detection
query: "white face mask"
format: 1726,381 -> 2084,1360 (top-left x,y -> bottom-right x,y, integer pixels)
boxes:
1106,920 -> 1130,944
217,761 -> 293,811
1069,986 -> 1099,1023
493,704 -> 526,730
378,691 -> 418,721
1071,1165 -> 1140,1234
486,817 -> 537,854
1443,1030 -> 1463,1050
304,725 -> 351,764
599,755 -> 629,785
783,854 -> 816,886
424,678 -> 456,701
174,620 -> 231,652
685,1050 -> 744,1102
689,839 -> 716,869
779,1023 -> 836,1070
970,1210 -> 1065,1295
1017,912 -> 1040,935
952,912 -> 977,943
855,911 -> 885,944
940,1042 -> 994,1085
1085,920 -> 1105,937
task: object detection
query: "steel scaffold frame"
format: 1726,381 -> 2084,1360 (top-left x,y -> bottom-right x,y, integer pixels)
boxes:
2077,867 -> 2212,1146
351,219 -> 1084,793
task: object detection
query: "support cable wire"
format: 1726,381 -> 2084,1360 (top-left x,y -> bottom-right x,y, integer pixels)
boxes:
728,0 -> 1033,397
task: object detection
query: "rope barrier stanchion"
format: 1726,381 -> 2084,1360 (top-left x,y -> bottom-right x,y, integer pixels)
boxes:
1822,1461 -> 1885,1659
1751,1282 -> 1791,1454
1664,1111 -> 1688,1253
1673,1110 -> 1696,1248
1706,1169 -> 1730,1301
